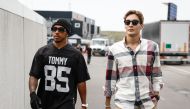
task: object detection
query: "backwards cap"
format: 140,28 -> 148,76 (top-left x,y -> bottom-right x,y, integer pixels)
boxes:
51,19 -> 72,35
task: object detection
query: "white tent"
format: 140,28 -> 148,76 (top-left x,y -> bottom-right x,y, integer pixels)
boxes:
69,34 -> 82,39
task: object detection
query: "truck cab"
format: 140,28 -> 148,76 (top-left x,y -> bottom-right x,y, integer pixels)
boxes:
90,38 -> 109,56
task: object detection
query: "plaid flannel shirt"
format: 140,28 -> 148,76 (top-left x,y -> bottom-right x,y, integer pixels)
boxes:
104,38 -> 163,109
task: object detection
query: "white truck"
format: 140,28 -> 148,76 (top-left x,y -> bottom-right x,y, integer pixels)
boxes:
142,20 -> 190,64
90,37 -> 110,56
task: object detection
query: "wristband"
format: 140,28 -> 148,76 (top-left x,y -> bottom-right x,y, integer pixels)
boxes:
82,104 -> 88,107
105,105 -> 111,108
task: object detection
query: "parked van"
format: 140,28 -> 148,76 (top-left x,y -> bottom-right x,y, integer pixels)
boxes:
90,38 -> 109,56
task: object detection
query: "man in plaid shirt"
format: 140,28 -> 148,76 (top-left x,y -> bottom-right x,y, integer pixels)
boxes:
104,10 -> 163,109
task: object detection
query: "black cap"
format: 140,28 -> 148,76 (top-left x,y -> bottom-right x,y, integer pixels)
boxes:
51,19 -> 72,35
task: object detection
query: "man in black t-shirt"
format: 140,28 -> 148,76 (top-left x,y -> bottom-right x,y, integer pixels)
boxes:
85,44 -> 92,64
75,44 -> 83,53
29,19 -> 90,109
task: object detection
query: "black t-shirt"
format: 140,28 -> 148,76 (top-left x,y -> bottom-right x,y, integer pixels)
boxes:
86,47 -> 92,56
30,43 -> 90,109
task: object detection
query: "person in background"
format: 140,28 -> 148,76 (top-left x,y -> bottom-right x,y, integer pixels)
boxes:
104,10 -> 163,109
29,19 -> 90,109
76,44 -> 83,53
85,43 -> 92,64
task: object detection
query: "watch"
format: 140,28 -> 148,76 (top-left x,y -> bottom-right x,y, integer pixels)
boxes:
82,104 -> 88,108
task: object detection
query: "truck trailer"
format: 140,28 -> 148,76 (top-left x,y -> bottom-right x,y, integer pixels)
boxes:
142,20 -> 190,64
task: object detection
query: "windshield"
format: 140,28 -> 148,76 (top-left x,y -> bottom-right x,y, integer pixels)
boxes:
92,40 -> 105,45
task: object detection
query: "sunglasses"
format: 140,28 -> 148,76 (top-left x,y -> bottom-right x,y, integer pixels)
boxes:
124,20 -> 140,26
51,27 -> 66,32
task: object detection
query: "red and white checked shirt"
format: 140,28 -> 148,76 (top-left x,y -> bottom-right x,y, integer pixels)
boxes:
104,38 -> 163,108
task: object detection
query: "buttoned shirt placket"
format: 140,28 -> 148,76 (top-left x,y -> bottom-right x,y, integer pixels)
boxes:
125,42 -> 142,102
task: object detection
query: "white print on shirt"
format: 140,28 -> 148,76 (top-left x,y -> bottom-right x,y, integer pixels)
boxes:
49,56 -> 68,65
44,65 -> 71,92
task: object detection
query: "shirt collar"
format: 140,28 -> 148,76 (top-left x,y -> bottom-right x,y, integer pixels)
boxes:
122,36 -> 142,48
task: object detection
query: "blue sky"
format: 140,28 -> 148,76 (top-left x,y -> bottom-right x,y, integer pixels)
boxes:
18,0 -> 190,31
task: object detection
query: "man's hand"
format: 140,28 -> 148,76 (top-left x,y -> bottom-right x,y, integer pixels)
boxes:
30,92 -> 41,109
151,92 -> 160,107
152,91 -> 160,101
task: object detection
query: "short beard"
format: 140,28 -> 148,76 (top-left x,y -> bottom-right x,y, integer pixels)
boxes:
54,40 -> 62,43
53,37 -> 67,44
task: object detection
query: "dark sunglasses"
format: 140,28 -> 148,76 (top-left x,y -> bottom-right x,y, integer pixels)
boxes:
51,27 -> 66,32
124,20 -> 140,26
